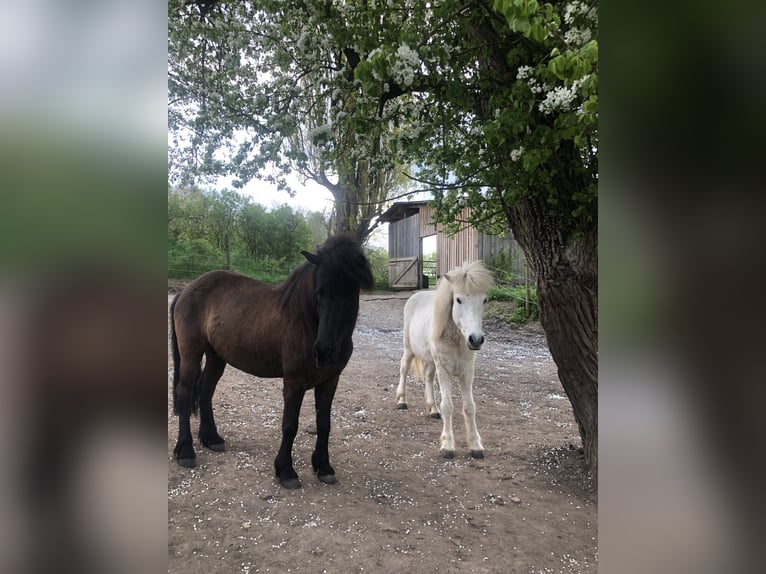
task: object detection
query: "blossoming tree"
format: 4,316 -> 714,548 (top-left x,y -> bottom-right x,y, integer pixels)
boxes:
168,0 -> 413,240
169,0 -> 598,474
393,0 -> 598,473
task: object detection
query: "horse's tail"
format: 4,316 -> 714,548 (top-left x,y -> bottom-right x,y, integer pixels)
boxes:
411,356 -> 425,380
170,292 -> 203,417
169,292 -> 183,415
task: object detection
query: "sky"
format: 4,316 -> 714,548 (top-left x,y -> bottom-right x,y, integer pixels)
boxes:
221,171 -> 390,248
229,172 -> 335,214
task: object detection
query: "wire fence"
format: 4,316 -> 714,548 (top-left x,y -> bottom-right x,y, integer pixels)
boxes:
168,248 -> 296,283
482,262 -> 538,320
167,248 -> 536,311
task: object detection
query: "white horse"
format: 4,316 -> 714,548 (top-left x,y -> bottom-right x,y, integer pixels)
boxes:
395,260 -> 494,458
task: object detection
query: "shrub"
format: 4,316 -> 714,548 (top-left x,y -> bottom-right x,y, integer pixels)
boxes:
169,240 -> 295,283
168,239 -> 225,279
365,247 -> 389,290
230,252 -> 293,284
487,284 -> 539,323
486,285 -> 515,302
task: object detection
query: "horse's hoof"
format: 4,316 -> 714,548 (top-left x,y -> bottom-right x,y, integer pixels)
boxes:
440,449 -> 455,459
470,449 -> 485,459
176,457 -> 196,468
279,477 -> 302,490
396,403 -> 408,410
204,441 -> 225,452
317,473 -> 337,485
429,412 -> 442,420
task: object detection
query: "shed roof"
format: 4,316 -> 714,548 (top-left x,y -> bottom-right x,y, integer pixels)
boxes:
378,201 -> 429,223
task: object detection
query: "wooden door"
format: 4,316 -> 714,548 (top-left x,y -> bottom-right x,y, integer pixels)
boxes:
388,257 -> 419,290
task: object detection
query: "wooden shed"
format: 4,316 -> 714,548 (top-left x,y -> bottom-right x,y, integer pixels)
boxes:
378,201 -> 525,290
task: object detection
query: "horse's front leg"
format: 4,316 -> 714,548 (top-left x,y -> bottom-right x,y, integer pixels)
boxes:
459,362 -> 484,458
312,377 -> 339,484
274,385 -> 305,489
197,351 -> 226,452
395,350 -> 413,410
435,363 -> 455,458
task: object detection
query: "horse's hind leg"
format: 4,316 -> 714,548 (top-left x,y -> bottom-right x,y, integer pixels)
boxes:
312,377 -> 339,484
198,350 -> 226,452
173,355 -> 202,467
395,350 -> 413,409
423,361 -> 441,419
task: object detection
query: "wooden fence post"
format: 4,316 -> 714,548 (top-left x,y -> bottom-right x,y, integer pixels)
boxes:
225,233 -> 231,270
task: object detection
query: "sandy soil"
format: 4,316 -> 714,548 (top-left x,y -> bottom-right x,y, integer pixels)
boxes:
168,291 -> 597,573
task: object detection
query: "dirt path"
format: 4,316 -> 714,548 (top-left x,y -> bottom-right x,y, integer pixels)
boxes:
168,292 -> 597,573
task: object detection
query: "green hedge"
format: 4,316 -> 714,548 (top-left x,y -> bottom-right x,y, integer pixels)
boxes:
169,239 -> 294,283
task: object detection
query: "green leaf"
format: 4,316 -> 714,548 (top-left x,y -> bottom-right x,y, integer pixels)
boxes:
583,96 -> 598,113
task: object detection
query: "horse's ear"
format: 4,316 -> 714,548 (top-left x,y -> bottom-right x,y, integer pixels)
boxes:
302,251 -> 324,266
443,271 -> 454,284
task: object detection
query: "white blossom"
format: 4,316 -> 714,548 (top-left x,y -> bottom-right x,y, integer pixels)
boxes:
396,44 -> 420,68
390,43 -> 420,88
564,1 -> 597,25
308,124 -> 332,145
516,65 -> 532,80
564,26 -> 592,47
526,76 -> 543,94
538,85 -> 578,114
510,146 -> 524,162
563,1 -> 578,25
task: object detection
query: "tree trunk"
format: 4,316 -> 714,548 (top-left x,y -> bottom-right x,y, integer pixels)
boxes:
536,255 -> 598,474
508,197 -> 598,476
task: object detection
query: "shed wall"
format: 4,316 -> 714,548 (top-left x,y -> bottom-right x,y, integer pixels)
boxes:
477,232 -> 527,282
388,213 -> 420,259
381,201 -> 527,286
437,225 -> 478,276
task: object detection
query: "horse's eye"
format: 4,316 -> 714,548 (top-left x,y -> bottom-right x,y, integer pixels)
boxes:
456,297 -> 462,304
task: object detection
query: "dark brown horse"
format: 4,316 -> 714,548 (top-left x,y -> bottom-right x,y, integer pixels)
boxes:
170,234 -> 374,489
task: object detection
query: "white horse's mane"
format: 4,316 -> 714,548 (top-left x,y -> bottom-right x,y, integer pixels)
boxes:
432,260 -> 494,340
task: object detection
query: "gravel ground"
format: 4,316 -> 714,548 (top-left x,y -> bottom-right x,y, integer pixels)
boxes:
168,290 -> 597,573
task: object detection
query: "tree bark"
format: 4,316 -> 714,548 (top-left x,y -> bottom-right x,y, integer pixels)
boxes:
508,196 -> 598,475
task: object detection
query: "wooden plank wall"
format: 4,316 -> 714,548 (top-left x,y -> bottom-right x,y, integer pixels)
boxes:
386,203 -> 527,284
423,206 -> 478,276
477,232 -> 527,282
436,225 -> 478,275
418,203 -> 439,238
388,213 -> 420,259
418,204 -> 470,239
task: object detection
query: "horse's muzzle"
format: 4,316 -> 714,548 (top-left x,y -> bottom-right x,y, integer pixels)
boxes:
467,333 -> 484,350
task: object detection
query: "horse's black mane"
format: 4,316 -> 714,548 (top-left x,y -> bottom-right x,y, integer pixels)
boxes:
278,234 -> 373,315
316,234 -> 375,291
